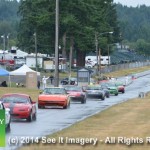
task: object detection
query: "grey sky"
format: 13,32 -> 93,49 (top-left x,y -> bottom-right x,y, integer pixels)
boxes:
114,0 -> 150,7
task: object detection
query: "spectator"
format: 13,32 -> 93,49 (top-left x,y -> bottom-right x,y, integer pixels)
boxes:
42,76 -> 49,89
37,81 -> 40,89
1,81 -> 7,87
49,75 -> 54,84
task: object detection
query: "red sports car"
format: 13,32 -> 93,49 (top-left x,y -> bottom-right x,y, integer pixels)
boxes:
38,87 -> 70,109
1,93 -> 37,122
115,82 -> 125,93
64,85 -> 86,104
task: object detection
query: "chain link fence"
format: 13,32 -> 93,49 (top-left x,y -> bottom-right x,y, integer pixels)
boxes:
100,61 -> 150,74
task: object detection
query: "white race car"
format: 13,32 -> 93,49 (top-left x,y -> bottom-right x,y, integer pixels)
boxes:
0,101 -> 11,131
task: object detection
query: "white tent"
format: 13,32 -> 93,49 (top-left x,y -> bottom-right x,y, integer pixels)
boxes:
9,64 -> 40,76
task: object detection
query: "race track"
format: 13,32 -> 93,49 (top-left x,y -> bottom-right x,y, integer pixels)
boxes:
2,73 -> 150,150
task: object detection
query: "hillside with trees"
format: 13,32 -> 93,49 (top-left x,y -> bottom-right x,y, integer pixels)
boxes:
0,0 -> 150,66
0,0 -> 20,49
116,4 -> 150,55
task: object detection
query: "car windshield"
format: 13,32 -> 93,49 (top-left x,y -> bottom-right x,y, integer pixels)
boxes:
43,88 -> 66,95
106,83 -> 116,87
115,82 -> 123,86
100,83 -> 107,86
65,86 -> 82,91
1,96 -> 29,103
86,86 -> 101,90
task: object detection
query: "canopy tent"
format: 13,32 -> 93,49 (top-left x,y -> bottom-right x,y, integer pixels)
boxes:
9,64 -> 40,76
0,68 -> 9,76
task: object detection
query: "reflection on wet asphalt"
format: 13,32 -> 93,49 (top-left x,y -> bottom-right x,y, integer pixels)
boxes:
2,74 -> 150,150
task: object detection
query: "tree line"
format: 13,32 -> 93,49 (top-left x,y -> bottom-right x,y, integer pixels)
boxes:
116,4 -> 150,55
0,0 -> 20,49
17,0 -> 119,66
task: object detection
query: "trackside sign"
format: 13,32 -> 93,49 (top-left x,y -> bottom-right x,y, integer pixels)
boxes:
0,110 -> 5,147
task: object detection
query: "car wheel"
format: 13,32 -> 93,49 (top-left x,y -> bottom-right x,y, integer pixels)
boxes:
38,104 -> 44,109
27,112 -> 33,122
101,95 -> 105,100
6,122 -> 11,132
106,94 -> 110,98
81,98 -> 86,104
63,101 -> 70,109
115,93 -> 118,96
38,104 -> 41,109
122,91 -> 125,93
33,112 -> 37,121
68,101 -> 70,108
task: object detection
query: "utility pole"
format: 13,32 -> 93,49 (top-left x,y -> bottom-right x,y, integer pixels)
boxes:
34,32 -> 38,72
98,48 -> 101,78
69,37 -> 73,81
7,34 -> 10,50
54,0 -> 59,87
95,32 -> 99,75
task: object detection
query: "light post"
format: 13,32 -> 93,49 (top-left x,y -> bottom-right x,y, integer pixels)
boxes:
7,34 -> 10,50
58,45 -> 61,70
34,32 -> 38,71
1,35 -> 5,60
54,0 -> 59,87
95,31 -> 113,78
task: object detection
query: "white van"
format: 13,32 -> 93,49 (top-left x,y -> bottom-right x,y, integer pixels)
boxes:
85,56 -> 110,66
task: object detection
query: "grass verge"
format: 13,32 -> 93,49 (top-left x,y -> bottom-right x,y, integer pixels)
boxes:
0,87 -> 39,101
20,93 -> 150,150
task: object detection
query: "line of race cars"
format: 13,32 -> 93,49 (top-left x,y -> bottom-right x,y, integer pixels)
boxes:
0,79 -> 125,131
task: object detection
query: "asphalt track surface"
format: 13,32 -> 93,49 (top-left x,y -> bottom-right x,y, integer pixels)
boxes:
2,73 -> 150,150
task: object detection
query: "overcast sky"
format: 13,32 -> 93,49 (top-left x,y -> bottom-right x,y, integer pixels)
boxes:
114,0 -> 150,7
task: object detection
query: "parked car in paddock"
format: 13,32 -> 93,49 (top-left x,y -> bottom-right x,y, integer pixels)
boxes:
0,94 -> 37,122
85,85 -> 105,100
114,81 -> 125,93
38,87 -> 70,109
0,101 -> 11,131
61,77 -> 77,85
64,85 -> 86,104
100,82 -> 118,96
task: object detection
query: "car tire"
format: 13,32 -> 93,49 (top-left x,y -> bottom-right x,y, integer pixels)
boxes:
106,94 -> 110,98
38,104 -> 44,109
38,104 -> 41,109
115,93 -> 118,96
81,98 -> 86,104
63,101 -> 70,109
6,122 -> 11,132
33,112 -> 37,121
27,112 -> 33,122
101,95 -> 105,100
122,91 -> 125,93
67,101 -> 70,108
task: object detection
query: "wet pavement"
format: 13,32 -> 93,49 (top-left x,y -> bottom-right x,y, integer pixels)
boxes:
1,73 -> 150,150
